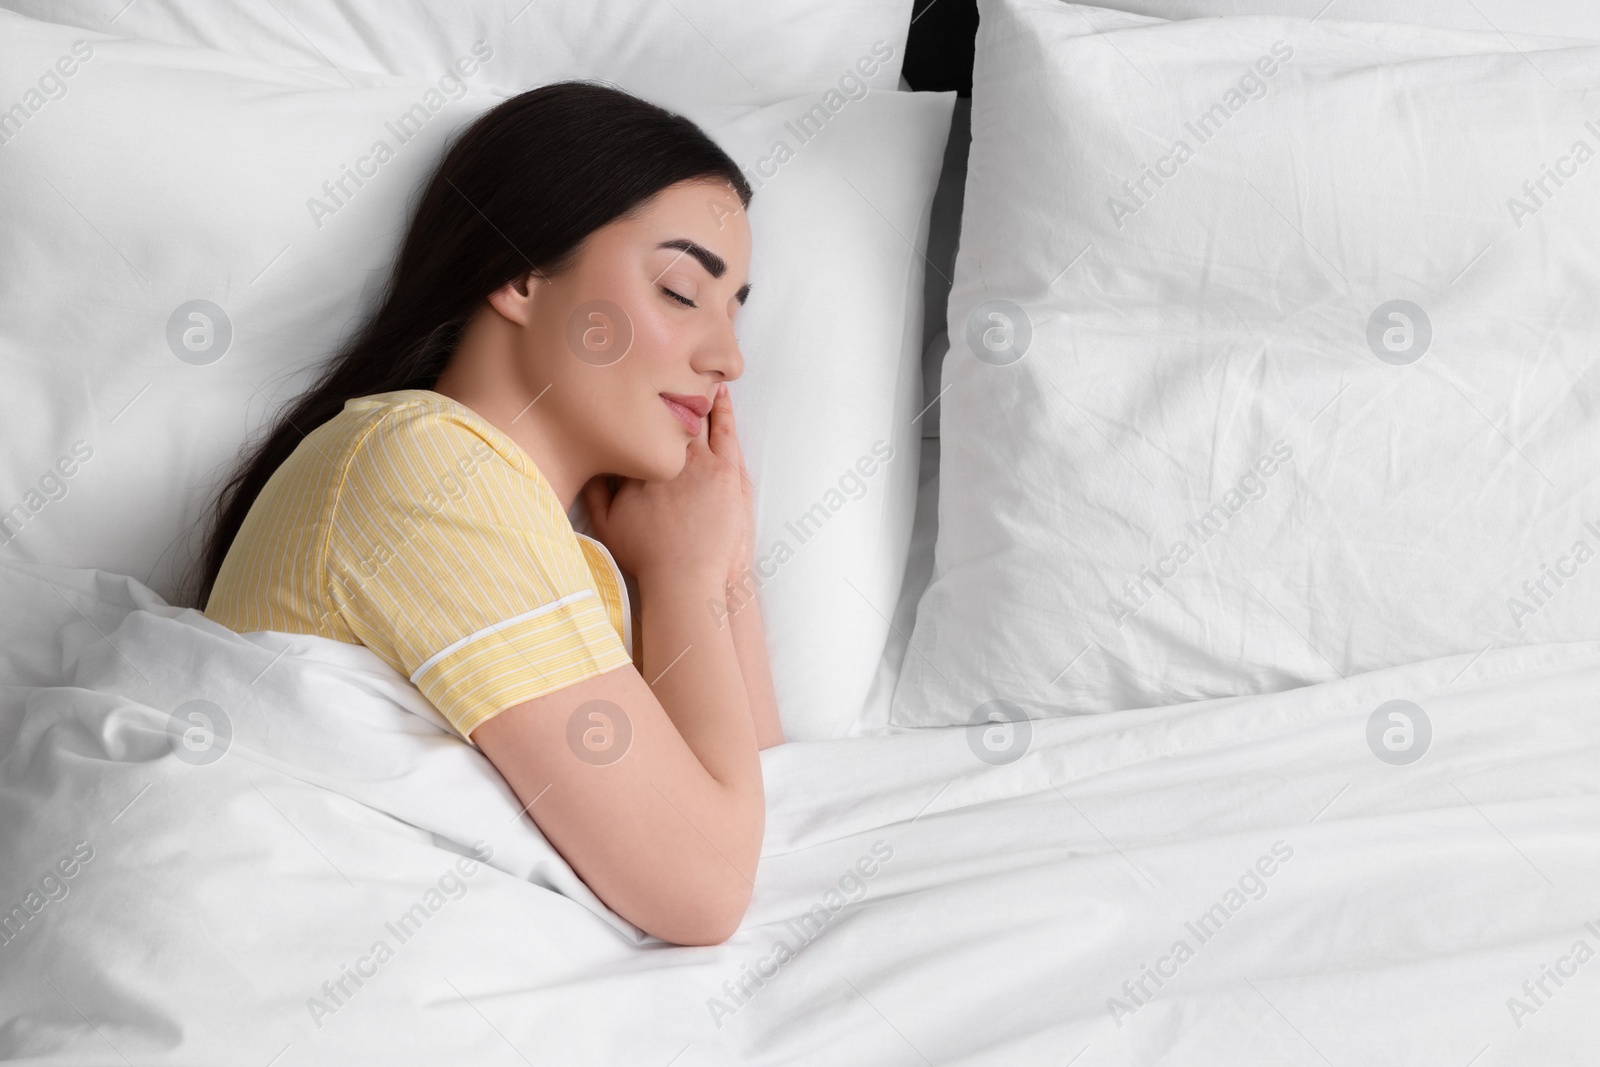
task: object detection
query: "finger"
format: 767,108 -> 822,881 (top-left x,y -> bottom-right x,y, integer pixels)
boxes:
705,381 -> 738,462
725,391 -> 752,486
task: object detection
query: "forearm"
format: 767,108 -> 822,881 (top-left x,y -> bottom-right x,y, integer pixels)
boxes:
637,564 -> 764,857
725,565 -> 785,748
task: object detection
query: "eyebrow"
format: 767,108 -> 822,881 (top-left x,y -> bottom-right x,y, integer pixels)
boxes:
657,238 -> 752,305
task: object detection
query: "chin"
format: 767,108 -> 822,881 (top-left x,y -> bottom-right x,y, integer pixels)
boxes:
657,441 -> 691,481
621,439 -> 689,483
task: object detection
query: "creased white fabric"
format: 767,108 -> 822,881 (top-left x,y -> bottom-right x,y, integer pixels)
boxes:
2,557 -> 1596,1063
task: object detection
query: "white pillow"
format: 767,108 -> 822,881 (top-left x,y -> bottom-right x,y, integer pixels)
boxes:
0,12 -> 953,742
892,0 -> 1600,727
1054,0 -> 1600,40
0,0 -> 913,110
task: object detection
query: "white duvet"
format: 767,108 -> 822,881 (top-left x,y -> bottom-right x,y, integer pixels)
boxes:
1,556 -> 1596,1065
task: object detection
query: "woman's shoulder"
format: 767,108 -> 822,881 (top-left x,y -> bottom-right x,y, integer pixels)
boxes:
335,388 -> 568,525
342,388 -> 489,436
343,389 -> 524,471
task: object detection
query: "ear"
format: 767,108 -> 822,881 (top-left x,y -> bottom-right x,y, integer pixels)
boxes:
486,272 -> 542,326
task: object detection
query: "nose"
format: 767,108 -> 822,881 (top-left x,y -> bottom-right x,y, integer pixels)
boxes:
699,313 -> 744,382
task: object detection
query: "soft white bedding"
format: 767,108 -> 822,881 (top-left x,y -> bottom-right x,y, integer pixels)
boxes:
3,554 -> 1595,1065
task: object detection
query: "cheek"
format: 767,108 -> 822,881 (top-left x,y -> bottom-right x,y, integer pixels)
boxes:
629,301 -> 676,356
626,307 -> 693,379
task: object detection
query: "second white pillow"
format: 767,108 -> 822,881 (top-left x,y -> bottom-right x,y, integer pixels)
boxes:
893,0 -> 1600,727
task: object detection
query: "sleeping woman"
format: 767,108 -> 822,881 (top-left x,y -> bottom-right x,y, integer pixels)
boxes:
188,82 -> 783,947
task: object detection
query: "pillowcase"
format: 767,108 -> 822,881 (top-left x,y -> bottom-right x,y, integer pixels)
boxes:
0,12 -> 953,742
1053,0 -> 1600,40
0,0 -> 913,110
891,0 -> 1600,727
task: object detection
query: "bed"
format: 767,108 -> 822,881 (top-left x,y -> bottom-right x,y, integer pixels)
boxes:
3,2 -> 1598,1064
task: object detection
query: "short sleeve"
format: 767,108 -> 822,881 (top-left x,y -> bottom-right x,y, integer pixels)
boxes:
324,405 -> 633,741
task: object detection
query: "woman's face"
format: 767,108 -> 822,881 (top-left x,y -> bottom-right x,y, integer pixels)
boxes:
516,178 -> 752,484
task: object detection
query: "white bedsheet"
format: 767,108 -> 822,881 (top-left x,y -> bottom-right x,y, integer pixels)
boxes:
1,555 -> 1596,1065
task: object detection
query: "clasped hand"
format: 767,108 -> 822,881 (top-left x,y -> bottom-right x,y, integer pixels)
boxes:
581,382 -> 753,593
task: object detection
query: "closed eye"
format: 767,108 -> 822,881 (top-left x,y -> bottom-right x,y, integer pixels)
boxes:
661,286 -> 697,309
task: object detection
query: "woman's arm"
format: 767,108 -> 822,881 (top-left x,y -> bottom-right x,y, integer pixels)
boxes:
633,562 -> 783,748
726,567 -> 785,748
472,559 -> 763,946
718,401 -> 784,749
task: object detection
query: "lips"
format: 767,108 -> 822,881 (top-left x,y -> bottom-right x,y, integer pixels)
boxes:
660,392 -> 712,418
660,391 -> 711,435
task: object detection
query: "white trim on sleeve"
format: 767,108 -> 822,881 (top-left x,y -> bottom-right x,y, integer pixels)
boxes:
407,588 -> 597,684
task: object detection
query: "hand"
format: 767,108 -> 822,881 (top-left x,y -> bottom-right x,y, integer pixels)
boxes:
723,394 -> 755,594
583,382 -> 746,587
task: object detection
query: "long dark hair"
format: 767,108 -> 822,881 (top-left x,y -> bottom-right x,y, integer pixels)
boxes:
183,81 -> 753,610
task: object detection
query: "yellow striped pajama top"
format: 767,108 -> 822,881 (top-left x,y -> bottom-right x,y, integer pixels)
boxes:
203,388 -> 634,742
